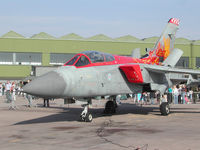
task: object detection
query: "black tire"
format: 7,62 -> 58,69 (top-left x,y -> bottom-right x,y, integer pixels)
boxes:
80,115 -> 85,121
160,102 -> 170,116
85,113 -> 93,122
104,101 -> 116,114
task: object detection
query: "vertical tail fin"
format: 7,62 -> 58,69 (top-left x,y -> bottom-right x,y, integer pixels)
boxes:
147,18 -> 180,64
131,48 -> 141,58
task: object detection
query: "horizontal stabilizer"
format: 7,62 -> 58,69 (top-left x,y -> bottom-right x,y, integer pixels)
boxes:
186,75 -> 200,86
163,48 -> 183,67
131,48 -> 141,58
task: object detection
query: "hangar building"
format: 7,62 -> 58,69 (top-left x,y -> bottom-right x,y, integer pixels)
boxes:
0,31 -> 200,80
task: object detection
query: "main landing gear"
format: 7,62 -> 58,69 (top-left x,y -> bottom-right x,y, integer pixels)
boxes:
160,102 -> 170,116
80,103 -> 93,122
104,96 -> 118,114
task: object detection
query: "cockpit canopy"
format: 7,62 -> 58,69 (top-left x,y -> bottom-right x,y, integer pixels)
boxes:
82,51 -> 115,63
65,51 -> 115,67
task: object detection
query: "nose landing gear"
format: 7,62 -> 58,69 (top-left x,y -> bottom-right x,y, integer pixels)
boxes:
80,104 -> 93,122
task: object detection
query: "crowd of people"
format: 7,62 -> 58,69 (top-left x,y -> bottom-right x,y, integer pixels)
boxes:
128,84 -> 200,105
0,80 -> 53,109
0,80 -> 33,109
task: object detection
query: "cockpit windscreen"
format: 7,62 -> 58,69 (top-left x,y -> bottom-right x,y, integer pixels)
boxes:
66,55 -> 80,65
82,51 -> 115,63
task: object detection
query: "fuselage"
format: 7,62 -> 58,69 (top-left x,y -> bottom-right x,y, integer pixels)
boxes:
23,51 -> 148,99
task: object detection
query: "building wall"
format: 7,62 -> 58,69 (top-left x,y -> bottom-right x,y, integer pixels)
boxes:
192,44 -> 200,68
0,65 -> 31,79
0,38 -> 199,79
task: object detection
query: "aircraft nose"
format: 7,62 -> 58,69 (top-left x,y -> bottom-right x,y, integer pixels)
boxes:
22,71 -> 66,98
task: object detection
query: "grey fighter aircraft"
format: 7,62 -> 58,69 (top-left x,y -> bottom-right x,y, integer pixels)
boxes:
23,18 -> 200,122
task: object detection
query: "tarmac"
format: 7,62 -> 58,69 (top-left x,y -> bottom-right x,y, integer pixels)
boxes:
0,95 -> 200,150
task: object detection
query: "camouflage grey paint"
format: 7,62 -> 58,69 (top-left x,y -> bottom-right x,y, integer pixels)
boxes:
23,50 -> 200,99
163,48 -> 183,67
23,65 -> 143,99
140,63 -> 200,93
23,71 -> 66,98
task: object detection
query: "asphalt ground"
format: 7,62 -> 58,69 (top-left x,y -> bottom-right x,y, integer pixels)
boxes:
0,95 -> 200,150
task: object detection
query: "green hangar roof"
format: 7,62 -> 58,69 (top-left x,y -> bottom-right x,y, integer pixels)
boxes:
0,31 -> 198,45
1,31 -> 25,39
59,33 -> 84,40
30,32 -> 56,39
86,34 -> 113,41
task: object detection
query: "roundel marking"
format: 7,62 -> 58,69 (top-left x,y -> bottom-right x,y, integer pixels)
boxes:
107,73 -> 112,81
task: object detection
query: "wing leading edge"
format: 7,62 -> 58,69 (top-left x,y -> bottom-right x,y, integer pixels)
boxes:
119,63 -> 200,93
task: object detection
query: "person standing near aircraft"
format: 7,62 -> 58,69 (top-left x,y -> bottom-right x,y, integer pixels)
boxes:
5,81 -> 12,103
0,82 -> 2,96
2,83 -> 5,96
10,82 -> 17,109
173,85 -> 179,104
150,92 -> 155,105
188,88 -> 193,103
43,99 -> 50,107
181,84 -> 187,104
178,85 -> 182,104
167,87 -> 173,104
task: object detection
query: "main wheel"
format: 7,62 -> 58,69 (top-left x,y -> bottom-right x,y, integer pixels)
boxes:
160,102 -> 170,116
80,114 -> 85,121
104,101 -> 116,114
85,113 -> 93,122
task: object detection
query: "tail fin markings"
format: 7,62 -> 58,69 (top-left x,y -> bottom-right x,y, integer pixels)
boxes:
141,18 -> 180,65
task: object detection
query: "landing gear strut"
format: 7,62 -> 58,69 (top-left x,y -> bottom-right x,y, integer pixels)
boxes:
104,96 -> 117,114
160,102 -> 170,116
80,104 -> 93,122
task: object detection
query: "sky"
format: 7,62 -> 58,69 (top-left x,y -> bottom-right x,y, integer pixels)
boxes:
0,0 -> 199,40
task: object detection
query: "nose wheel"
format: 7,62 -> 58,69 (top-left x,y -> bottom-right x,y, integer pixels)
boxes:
80,104 -> 93,122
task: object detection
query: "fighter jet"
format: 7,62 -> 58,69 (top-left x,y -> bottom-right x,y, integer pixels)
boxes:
23,18 -> 200,122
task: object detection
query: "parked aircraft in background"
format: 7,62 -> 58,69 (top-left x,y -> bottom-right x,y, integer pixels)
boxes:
23,18 -> 200,122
